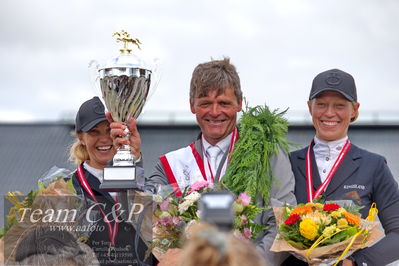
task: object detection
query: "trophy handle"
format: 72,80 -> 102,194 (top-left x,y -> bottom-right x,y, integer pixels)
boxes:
145,57 -> 162,103
88,60 -> 102,98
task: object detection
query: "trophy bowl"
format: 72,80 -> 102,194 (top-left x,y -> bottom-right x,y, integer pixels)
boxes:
91,30 -> 156,190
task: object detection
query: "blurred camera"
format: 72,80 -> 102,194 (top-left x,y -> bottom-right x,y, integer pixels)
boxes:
198,191 -> 234,231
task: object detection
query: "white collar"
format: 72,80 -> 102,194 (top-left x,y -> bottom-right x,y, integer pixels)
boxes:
202,132 -> 232,153
313,136 -> 348,155
83,161 -> 103,182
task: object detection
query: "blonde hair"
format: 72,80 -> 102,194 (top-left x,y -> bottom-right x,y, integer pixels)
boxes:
69,133 -> 89,165
351,101 -> 359,122
180,223 -> 266,266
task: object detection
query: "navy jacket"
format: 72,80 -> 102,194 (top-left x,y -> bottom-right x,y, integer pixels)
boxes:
290,143 -> 399,265
71,166 -> 154,266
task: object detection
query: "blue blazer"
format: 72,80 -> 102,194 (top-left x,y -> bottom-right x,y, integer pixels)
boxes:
290,143 -> 399,265
71,166 -> 154,266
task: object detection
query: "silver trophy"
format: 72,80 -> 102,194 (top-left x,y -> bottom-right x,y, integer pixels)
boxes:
91,30 -> 156,190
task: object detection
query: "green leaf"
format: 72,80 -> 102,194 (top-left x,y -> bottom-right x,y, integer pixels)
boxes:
66,178 -> 77,195
287,240 -> 308,249
222,101 -> 294,203
38,181 -> 46,191
343,204 -> 364,216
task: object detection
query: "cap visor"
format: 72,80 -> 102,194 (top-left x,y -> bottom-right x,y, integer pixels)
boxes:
80,117 -> 108,132
310,88 -> 354,101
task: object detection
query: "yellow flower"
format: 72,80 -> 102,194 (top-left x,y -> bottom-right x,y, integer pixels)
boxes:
322,225 -> 337,237
233,202 -> 244,213
330,210 -> 342,218
302,211 -> 332,225
306,202 -> 324,211
315,203 -> 324,211
299,219 -> 319,240
337,218 -> 349,228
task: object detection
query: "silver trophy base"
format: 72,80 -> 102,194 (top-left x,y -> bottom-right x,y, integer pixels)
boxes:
100,166 -> 138,191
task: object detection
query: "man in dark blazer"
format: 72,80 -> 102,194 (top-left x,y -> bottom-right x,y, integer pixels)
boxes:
289,69 -> 399,266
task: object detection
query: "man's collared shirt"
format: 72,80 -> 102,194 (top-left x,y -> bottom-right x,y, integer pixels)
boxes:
202,132 -> 232,172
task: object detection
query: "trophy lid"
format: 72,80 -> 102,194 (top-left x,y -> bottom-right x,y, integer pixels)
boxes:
99,30 -> 150,71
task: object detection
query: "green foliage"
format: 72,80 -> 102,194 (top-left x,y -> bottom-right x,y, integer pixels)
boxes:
343,204 -> 364,216
233,203 -> 269,240
322,227 -> 359,245
279,222 -> 315,248
222,102 -> 292,203
66,178 -> 77,195
0,187 -> 43,238
0,177 -> 76,239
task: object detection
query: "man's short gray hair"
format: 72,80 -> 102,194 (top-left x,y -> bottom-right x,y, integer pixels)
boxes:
190,57 -> 242,103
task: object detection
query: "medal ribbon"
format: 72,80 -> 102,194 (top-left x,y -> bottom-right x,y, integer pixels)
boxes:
306,139 -> 351,202
191,128 -> 238,182
77,165 -> 119,246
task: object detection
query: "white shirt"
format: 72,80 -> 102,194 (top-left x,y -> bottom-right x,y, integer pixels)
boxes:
83,161 -> 117,199
202,132 -> 232,172
313,136 -> 348,183
83,161 -> 103,182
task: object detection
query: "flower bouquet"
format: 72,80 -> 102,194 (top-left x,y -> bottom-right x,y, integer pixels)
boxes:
0,167 -> 80,264
271,201 -> 383,265
151,181 -> 267,260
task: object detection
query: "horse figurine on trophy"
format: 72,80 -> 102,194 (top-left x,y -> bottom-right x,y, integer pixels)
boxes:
112,30 -> 142,54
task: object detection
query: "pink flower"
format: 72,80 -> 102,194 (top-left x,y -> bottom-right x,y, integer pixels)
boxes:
240,215 -> 248,225
233,229 -> 252,243
189,181 -> 209,193
243,228 -> 252,240
238,192 -> 251,206
160,198 -> 171,211
233,229 -> 244,239
159,216 -> 172,226
172,216 -> 182,225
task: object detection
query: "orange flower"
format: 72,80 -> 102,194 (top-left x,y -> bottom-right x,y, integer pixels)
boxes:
291,205 -> 313,216
343,211 -> 360,226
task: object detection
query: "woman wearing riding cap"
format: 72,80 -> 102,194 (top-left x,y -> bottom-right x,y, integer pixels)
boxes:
69,96 -> 152,266
289,69 -> 399,265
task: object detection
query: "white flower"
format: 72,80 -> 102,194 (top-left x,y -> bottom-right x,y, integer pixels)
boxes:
302,211 -> 332,225
178,200 -> 193,214
161,238 -> 170,245
177,191 -> 201,214
184,191 -> 201,202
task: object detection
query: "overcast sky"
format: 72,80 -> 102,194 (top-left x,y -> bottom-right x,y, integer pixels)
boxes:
1,0 -> 399,124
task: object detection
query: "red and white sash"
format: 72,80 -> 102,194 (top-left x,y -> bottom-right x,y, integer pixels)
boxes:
77,165 -> 119,247
306,139 -> 351,202
160,128 -> 238,196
